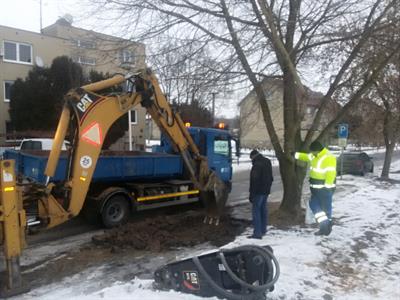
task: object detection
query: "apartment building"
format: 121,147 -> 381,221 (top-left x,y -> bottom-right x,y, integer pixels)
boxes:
0,17 -> 146,148
238,79 -> 340,149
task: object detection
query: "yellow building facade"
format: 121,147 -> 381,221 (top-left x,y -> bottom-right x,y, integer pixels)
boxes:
0,18 -> 146,148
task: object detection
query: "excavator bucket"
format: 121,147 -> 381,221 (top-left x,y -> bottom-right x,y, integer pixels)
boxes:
201,174 -> 229,225
199,160 -> 229,224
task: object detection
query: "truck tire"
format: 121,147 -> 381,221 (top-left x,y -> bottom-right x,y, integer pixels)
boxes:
101,194 -> 130,228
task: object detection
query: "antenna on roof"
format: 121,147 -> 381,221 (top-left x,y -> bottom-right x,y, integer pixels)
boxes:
40,0 -> 43,32
62,14 -> 74,25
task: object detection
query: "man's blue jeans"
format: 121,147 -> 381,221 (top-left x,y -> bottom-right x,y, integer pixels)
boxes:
309,188 -> 333,220
251,194 -> 268,238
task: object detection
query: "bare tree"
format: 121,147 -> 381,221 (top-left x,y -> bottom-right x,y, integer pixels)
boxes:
341,99 -> 384,147
371,64 -> 400,179
148,39 -> 234,109
350,0 -> 400,179
82,0 -> 400,216
375,78 -> 400,178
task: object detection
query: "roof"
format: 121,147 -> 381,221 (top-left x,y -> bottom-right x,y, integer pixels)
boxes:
0,20 -> 144,47
237,77 -> 326,108
237,78 -> 282,107
42,18 -> 144,47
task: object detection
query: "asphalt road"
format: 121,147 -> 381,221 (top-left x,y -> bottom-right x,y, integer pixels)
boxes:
27,149 -> 400,245
228,149 -> 400,205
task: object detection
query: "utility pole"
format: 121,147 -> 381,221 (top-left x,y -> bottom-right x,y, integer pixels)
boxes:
211,92 -> 218,124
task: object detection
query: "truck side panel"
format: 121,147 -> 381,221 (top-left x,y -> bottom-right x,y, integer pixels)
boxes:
3,150 -> 68,183
4,150 -> 183,184
93,155 -> 183,181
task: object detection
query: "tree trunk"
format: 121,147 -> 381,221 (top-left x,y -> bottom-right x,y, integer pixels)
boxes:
381,108 -> 396,179
277,68 -> 304,215
381,142 -> 395,179
278,156 -> 306,214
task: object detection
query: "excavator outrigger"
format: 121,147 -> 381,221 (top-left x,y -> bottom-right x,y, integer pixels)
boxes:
0,69 -> 229,296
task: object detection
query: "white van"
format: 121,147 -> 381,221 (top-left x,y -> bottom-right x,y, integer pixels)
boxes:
17,138 -> 69,151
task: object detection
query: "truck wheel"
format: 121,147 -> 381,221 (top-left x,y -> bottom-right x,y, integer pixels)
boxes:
101,195 -> 130,228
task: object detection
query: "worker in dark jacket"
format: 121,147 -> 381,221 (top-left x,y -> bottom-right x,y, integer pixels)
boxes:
248,149 -> 273,239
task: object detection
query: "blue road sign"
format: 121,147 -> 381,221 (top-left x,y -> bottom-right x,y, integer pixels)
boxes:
338,123 -> 348,138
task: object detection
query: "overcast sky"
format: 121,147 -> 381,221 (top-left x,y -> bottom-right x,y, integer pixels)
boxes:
0,0 -> 84,32
0,0 -> 240,118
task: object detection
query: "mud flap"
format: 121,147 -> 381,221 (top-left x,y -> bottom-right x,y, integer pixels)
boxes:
154,245 -> 280,300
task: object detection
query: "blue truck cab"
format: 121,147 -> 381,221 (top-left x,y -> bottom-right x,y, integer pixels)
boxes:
155,127 -> 233,186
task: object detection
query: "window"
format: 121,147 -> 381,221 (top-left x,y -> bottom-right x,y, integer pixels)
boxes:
74,39 -> 96,49
3,80 -> 14,102
129,110 -> 137,124
75,56 -> 96,66
3,41 -> 32,64
4,42 -> 16,60
120,49 -> 134,64
20,141 -> 42,150
214,137 -> 230,157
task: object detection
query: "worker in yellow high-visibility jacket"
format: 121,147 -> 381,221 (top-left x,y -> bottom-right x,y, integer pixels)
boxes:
295,141 -> 336,236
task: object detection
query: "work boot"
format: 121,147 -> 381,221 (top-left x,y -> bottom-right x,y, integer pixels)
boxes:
325,221 -> 333,236
247,235 -> 262,240
315,222 -> 330,236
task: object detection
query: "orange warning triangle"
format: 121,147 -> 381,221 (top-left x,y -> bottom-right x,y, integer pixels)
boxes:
81,122 -> 102,146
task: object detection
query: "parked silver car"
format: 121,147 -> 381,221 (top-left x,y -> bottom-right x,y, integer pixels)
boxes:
337,152 -> 374,176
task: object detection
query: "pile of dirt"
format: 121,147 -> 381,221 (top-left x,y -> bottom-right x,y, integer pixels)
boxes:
92,212 -> 250,252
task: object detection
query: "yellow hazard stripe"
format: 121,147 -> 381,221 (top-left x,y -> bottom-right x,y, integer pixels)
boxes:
137,190 -> 200,202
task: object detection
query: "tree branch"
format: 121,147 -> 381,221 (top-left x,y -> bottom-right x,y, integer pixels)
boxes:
220,0 -> 283,155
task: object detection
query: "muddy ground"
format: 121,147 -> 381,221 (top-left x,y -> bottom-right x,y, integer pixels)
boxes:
14,201 -> 300,292
19,208 -> 252,291
92,213 -> 250,252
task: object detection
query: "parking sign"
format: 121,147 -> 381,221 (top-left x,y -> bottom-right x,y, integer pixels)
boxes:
338,124 -> 348,139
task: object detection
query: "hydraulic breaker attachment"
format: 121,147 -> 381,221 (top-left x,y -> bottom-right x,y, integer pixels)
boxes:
154,245 -> 280,300
0,160 -> 29,297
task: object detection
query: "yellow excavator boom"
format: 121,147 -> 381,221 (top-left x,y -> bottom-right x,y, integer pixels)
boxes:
0,69 -> 228,296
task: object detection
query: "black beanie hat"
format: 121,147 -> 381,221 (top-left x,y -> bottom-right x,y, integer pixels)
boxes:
310,141 -> 324,152
250,149 -> 259,159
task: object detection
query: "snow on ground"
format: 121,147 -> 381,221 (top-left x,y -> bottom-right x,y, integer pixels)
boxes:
12,158 -> 400,300
228,160 -> 400,299
21,231 -> 103,267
